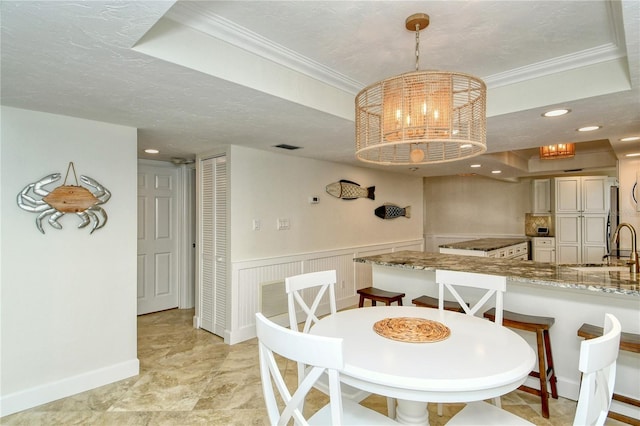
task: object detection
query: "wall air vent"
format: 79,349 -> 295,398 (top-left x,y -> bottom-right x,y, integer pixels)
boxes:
273,144 -> 302,150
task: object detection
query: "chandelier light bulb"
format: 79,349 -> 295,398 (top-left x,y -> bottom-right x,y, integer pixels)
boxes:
410,148 -> 425,163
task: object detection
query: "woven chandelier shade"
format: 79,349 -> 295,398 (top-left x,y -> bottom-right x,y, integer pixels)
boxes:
539,143 -> 575,159
355,13 -> 487,166
356,70 -> 486,165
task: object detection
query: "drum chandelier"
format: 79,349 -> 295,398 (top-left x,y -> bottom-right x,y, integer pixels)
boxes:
355,13 -> 487,166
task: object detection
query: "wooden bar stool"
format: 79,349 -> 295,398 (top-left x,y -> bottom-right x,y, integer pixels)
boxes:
484,308 -> 558,419
356,287 -> 404,307
412,295 -> 466,313
577,323 -> 640,425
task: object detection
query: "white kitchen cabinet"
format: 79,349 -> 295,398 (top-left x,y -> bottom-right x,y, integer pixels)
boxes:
554,176 -> 608,214
553,176 -> 608,264
486,242 -> 529,260
532,237 -> 555,263
531,179 -> 551,214
555,214 -> 607,264
440,241 -> 528,260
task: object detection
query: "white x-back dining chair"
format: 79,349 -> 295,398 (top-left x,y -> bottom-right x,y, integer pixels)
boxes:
286,270 -> 393,413
446,313 -> 622,426
255,312 -> 399,426
286,270 -> 337,334
435,269 -> 506,325
573,313 -> 621,426
433,269 -> 507,416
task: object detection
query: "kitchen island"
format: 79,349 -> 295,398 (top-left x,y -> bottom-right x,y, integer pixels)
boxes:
355,250 -> 639,419
439,237 -> 529,260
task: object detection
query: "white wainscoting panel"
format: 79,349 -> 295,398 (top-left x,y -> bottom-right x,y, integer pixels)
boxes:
223,239 -> 423,344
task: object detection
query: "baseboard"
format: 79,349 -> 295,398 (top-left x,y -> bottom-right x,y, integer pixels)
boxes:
521,374 -> 579,401
0,358 -> 139,417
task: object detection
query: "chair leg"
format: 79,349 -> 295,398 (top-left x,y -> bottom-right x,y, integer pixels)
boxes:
543,329 -> 558,399
536,328 -> 550,418
358,295 -> 365,308
492,396 -> 501,408
398,298 -> 403,306
386,397 -> 396,419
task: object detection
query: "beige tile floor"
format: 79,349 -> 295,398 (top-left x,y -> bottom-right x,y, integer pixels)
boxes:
2,308 -> 627,425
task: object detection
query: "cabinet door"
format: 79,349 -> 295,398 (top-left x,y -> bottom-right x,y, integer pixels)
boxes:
555,215 -> 580,263
555,178 -> 581,213
534,248 -> 555,263
581,177 -> 608,213
532,179 -> 551,214
582,215 -> 607,263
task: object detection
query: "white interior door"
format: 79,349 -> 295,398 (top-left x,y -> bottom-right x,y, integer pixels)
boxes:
199,155 -> 227,336
137,162 -> 179,315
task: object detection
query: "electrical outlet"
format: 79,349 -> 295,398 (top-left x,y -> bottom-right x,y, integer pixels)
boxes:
252,219 -> 260,231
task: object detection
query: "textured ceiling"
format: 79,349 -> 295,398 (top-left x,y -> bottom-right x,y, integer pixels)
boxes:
1,1 -> 639,180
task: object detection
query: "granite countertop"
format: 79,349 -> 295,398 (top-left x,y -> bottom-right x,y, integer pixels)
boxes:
354,250 -> 639,297
439,238 -> 530,251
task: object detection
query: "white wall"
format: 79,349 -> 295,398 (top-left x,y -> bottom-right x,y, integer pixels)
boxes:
0,107 -> 139,416
423,174 -> 531,236
228,145 -> 424,260
617,158 -> 640,249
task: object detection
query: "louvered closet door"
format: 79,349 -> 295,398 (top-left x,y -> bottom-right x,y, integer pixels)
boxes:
200,155 -> 227,336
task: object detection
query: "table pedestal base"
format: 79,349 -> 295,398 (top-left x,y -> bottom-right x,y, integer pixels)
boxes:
396,400 -> 429,425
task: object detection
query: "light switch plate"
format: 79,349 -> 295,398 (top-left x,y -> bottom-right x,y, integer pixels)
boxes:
277,218 -> 290,230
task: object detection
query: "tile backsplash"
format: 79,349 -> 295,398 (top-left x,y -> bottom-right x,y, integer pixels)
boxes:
525,213 -> 554,236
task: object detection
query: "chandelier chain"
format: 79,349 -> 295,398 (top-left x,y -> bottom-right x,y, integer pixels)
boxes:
415,23 -> 420,71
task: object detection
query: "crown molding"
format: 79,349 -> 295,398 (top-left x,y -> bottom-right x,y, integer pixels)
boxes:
484,43 -> 626,88
165,3 -> 364,95
167,2 -> 629,93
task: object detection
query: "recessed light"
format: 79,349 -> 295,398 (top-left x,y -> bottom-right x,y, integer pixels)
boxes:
470,164 -> 481,168
577,126 -> 601,132
542,109 -> 571,117
625,153 -> 640,157
144,149 -> 159,154
620,136 -> 640,142
491,170 -> 502,174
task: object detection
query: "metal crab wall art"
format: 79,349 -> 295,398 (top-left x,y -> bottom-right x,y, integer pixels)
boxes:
17,172 -> 111,234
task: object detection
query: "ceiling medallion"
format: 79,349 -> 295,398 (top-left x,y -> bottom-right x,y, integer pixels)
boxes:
355,13 -> 487,166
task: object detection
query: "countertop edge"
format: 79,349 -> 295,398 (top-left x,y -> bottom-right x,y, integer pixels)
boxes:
354,251 -> 639,297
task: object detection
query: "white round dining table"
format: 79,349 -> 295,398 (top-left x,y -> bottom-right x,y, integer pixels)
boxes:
310,306 -> 536,425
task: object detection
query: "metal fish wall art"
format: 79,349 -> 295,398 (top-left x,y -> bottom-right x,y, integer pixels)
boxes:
375,204 -> 411,220
326,179 -> 375,200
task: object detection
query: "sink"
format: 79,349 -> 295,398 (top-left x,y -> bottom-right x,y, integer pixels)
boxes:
568,266 -> 629,272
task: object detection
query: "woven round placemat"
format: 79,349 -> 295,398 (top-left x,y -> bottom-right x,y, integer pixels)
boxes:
373,317 -> 451,343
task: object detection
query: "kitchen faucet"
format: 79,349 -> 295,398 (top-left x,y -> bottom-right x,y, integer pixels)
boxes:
612,223 -> 639,276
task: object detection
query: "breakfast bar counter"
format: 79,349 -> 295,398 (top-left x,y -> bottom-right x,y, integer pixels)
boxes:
354,250 -> 640,419
354,250 -> 639,296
